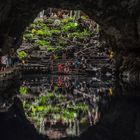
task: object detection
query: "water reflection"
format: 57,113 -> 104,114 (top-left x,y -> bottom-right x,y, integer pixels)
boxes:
0,78 -> 19,110
19,75 -> 113,139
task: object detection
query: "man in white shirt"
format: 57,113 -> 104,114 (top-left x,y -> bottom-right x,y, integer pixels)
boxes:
1,55 -> 8,71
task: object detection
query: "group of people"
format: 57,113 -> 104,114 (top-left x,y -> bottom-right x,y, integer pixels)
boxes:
57,61 -> 71,74
48,50 -> 88,74
0,49 -> 18,72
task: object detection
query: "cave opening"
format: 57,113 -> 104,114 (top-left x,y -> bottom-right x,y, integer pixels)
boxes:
16,8 -> 115,139
0,7 -> 116,140
0,1 -> 140,140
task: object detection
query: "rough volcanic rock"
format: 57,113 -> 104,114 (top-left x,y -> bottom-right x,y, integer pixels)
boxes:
79,97 -> 140,140
0,97 -> 47,140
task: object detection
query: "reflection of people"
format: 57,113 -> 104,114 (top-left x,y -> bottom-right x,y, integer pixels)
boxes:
108,88 -> 113,96
64,76 -> 70,88
64,61 -> 70,74
81,56 -> 87,70
57,76 -> 63,87
74,59 -> 81,69
88,105 -> 100,126
74,79 -> 81,89
93,105 -> 100,124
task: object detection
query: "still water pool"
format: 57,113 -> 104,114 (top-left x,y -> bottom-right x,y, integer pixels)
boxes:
0,74 -> 140,140
19,75 -> 113,139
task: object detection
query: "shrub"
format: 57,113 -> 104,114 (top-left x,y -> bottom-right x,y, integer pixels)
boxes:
35,40 -> 50,46
19,86 -> 28,95
17,50 -> 27,60
63,22 -> 78,32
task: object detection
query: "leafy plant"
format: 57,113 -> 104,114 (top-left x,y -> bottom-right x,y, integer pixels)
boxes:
19,86 -> 28,95
50,29 -> 61,34
35,40 -> 50,46
61,17 -> 73,24
36,30 -> 46,36
69,29 -> 90,39
38,95 -> 47,105
17,50 -> 27,60
47,46 -> 57,52
23,33 -> 34,41
63,22 -> 78,32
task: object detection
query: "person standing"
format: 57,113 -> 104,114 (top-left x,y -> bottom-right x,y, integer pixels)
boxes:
57,63 -> 63,73
1,54 -> 8,71
7,53 -> 12,68
50,54 -> 55,72
0,49 -> 2,70
62,50 -> 67,60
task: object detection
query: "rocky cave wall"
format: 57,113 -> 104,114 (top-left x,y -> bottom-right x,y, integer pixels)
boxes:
0,0 -> 140,81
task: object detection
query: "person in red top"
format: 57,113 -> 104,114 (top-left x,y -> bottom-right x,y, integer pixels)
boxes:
57,63 -> 63,73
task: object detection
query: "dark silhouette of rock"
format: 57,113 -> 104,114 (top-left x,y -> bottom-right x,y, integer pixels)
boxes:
78,98 -> 140,140
0,97 -> 48,140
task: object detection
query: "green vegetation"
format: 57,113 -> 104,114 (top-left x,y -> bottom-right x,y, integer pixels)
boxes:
21,88 -> 89,127
35,40 -> 50,46
68,29 -> 90,39
19,86 -> 28,95
63,22 -> 78,32
20,15 -> 100,127
22,16 -> 92,54
17,51 -> 27,60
